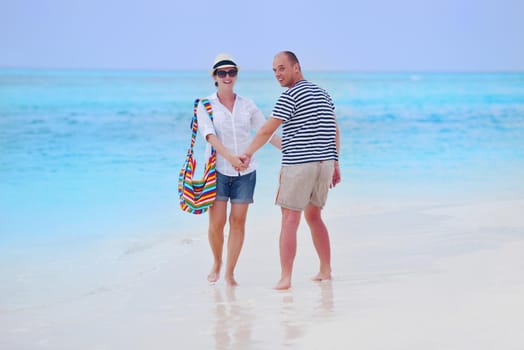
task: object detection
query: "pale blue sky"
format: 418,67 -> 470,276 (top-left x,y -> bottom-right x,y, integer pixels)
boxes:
1,0 -> 523,71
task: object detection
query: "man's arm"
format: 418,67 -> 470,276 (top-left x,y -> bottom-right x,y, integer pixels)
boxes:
332,115 -> 341,187
269,134 -> 282,150
242,117 -> 283,164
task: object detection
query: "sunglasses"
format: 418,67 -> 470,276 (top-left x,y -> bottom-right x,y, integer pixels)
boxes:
216,69 -> 238,78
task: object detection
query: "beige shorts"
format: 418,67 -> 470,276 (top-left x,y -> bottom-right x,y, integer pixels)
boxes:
275,160 -> 335,211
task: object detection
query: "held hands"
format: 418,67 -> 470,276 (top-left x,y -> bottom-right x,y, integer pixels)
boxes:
232,154 -> 251,172
231,155 -> 340,188
239,154 -> 251,167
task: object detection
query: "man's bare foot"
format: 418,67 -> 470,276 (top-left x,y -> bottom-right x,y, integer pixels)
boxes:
225,275 -> 238,287
274,277 -> 291,290
207,263 -> 221,283
311,272 -> 332,282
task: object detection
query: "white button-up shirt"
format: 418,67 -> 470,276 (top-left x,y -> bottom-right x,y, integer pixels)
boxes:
196,93 -> 266,176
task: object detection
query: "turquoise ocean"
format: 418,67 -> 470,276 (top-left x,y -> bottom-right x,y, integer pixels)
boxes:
1,69 -> 524,250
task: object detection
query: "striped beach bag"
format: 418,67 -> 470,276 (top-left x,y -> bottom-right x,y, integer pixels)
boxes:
178,99 -> 217,214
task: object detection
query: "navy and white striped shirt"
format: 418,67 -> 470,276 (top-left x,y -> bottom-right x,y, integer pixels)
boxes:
272,80 -> 338,165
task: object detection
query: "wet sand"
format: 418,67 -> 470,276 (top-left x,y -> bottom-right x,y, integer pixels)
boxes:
1,198 -> 523,349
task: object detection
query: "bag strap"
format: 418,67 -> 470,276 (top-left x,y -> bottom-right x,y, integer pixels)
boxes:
194,98 -> 213,121
188,98 -> 214,155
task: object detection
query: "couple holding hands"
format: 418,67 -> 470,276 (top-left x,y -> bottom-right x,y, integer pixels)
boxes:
196,51 -> 341,290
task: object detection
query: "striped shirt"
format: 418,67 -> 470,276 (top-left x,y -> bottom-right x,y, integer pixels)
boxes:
272,80 -> 338,165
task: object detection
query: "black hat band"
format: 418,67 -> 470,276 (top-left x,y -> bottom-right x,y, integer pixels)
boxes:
213,60 -> 237,69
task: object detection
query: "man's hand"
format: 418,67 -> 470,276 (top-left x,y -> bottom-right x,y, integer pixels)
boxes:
239,154 -> 252,169
331,161 -> 341,188
231,155 -> 249,172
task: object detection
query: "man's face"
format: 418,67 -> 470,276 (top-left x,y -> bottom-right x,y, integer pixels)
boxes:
272,54 -> 295,88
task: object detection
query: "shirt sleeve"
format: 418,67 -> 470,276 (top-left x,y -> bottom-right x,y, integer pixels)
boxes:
196,100 -> 216,139
271,92 -> 294,122
325,90 -> 335,112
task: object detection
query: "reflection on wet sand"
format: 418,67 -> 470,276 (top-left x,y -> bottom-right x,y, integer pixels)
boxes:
280,293 -> 303,344
208,281 -> 335,349
212,286 -> 254,350
280,281 -> 335,347
315,281 -> 334,318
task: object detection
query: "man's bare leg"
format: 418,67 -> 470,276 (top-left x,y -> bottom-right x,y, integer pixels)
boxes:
275,207 -> 302,290
305,204 -> 332,281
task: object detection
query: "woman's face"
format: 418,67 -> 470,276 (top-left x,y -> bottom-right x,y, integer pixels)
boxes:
214,68 -> 238,88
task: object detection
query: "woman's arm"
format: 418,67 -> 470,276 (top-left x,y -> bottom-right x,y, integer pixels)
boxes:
205,134 -> 245,170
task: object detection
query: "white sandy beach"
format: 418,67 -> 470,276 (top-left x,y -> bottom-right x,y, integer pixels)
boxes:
1,195 -> 524,349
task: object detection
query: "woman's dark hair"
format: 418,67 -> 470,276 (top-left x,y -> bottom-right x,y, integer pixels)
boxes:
213,71 -> 219,87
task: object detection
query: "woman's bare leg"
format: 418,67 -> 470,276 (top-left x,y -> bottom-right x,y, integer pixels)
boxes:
207,201 -> 227,282
224,203 -> 249,286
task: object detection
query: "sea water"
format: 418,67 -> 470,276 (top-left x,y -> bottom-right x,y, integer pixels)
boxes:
1,69 -> 523,248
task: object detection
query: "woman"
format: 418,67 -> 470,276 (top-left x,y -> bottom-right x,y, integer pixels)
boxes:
196,53 -> 280,286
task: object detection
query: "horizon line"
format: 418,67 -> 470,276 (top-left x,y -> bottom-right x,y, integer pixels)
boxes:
1,65 -> 523,75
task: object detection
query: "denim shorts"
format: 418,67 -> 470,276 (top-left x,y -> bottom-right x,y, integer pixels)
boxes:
216,171 -> 256,204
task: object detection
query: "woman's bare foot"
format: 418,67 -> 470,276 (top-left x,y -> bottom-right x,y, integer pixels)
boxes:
274,277 -> 291,290
207,263 -> 221,283
224,274 -> 238,286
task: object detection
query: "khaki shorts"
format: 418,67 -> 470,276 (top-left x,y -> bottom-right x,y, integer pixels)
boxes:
275,160 -> 335,211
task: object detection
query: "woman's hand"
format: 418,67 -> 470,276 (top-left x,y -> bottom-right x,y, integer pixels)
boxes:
230,155 -> 248,172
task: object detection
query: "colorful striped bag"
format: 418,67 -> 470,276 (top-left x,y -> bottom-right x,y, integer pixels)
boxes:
178,99 -> 217,214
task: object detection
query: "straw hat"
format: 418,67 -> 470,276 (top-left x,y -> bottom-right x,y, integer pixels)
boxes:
210,53 -> 239,75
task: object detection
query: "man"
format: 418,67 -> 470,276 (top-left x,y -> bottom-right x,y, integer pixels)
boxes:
241,51 -> 341,290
